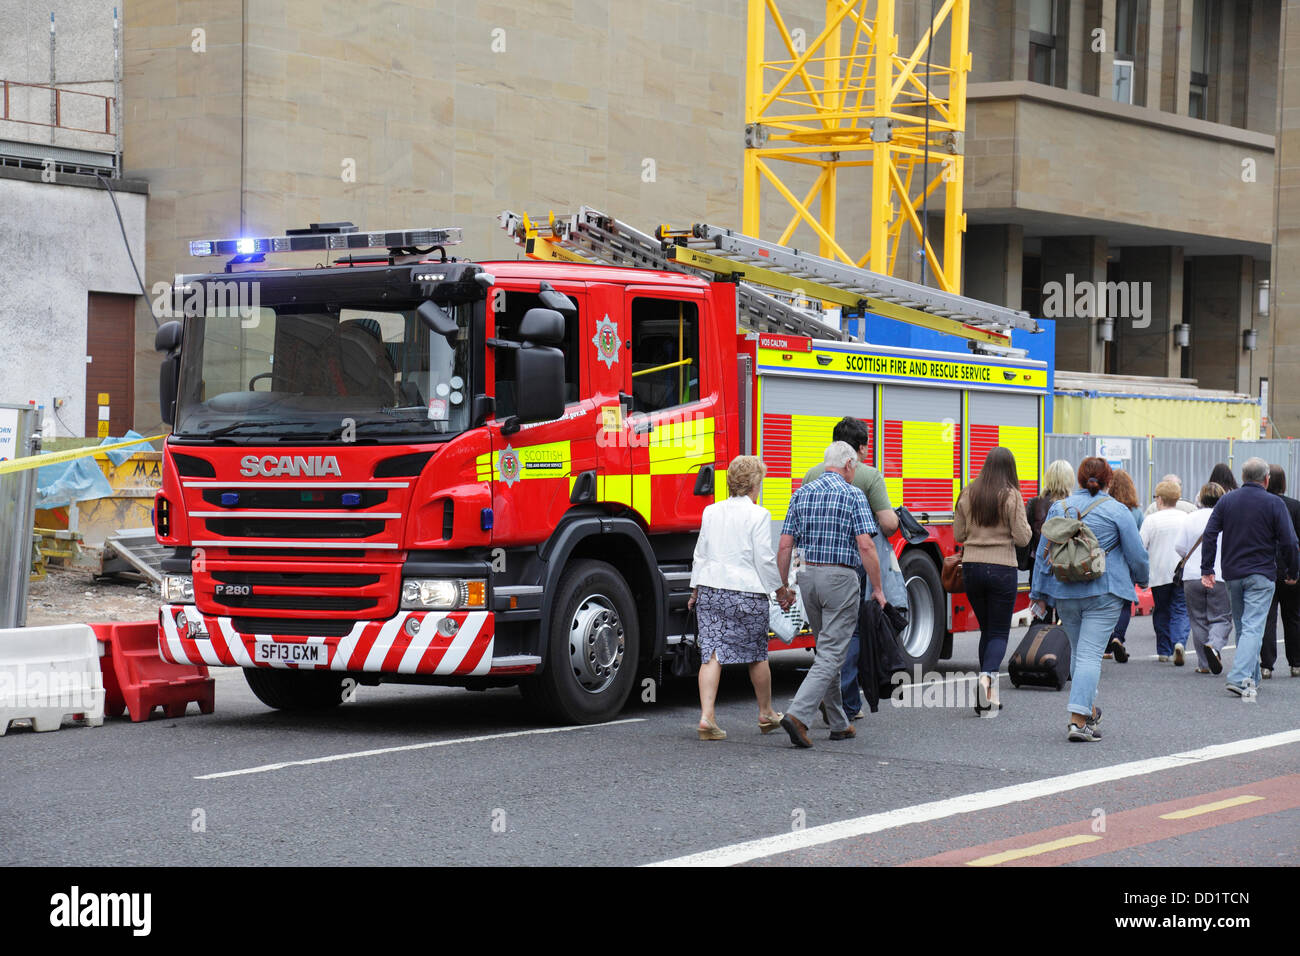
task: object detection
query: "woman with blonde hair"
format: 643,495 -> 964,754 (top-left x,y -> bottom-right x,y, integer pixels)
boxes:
1025,459 -> 1074,593
689,455 -> 789,740
1142,479 -> 1191,664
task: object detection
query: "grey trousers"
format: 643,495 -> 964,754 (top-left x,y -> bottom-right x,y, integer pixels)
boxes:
1184,579 -> 1232,669
788,565 -> 860,733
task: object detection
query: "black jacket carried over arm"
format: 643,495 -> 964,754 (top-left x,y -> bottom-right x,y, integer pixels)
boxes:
857,600 -> 909,713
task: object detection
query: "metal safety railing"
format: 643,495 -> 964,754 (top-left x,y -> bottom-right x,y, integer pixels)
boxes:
0,78 -> 116,137
1044,434 -> 1300,507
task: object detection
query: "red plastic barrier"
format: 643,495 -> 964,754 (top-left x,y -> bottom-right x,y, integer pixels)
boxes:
1132,586 -> 1155,616
91,622 -> 215,722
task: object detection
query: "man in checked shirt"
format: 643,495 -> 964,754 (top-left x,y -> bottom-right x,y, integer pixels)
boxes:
776,441 -> 886,747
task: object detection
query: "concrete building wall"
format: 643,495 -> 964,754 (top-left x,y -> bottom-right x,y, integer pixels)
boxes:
0,169 -> 146,439
0,1 -> 120,154
967,86 -> 1275,245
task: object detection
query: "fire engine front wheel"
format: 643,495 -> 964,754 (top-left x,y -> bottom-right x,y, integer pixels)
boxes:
523,559 -> 640,725
897,549 -> 945,672
243,667 -> 346,710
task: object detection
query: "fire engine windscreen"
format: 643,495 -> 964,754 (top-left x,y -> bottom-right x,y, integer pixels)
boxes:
172,304 -> 473,440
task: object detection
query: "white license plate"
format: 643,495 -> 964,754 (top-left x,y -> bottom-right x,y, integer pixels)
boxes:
254,641 -> 326,665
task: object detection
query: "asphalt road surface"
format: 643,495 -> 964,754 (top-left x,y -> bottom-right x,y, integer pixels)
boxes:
4,613 -> 1298,868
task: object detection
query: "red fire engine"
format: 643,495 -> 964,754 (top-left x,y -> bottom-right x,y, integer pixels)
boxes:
154,212 -> 1047,723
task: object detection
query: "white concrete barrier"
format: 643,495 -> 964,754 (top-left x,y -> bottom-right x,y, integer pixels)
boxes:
0,624 -> 105,735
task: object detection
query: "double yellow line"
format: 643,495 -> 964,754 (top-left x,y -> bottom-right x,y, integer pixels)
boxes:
0,434 -> 166,477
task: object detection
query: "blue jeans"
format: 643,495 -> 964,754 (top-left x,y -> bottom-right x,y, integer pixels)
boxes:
1055,593 -> 1124,719
963,562 -> 1019,673
1152,583 -> 1184,656
1110,600 -> 1132,644
1226,575 -> 1276,686
1170,582 -> 1190,649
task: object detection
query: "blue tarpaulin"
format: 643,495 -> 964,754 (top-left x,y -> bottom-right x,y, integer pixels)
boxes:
34,432 -> 154,509
100,430 -> 154,467
35,455 -> 114,510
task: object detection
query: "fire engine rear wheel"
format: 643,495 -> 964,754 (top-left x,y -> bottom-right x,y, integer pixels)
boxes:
243,667 -> 346,711
524,559 -> 640,725
897,549 -> 945,672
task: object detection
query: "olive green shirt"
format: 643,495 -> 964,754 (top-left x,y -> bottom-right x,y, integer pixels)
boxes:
802,463 -> 892,515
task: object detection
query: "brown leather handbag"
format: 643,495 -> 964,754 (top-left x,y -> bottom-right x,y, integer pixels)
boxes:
942,545 -> 965,593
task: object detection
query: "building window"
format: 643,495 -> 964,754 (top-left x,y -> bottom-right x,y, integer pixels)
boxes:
1029,0 -> 1056,86
1189,0 -> 1211,119
1113,61 -> 1134,104
1113,0 -> 1137,104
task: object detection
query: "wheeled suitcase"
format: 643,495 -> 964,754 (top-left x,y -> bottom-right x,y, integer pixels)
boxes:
1008,618 -> 1071,690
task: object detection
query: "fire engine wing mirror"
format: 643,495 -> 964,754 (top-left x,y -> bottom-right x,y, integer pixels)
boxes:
537,282 -> 576,317
417,299 -> 459,346
519,307 -> 565,346
155,320 -> 183,353
155,320 -> 183,426
513,346 -> 565,426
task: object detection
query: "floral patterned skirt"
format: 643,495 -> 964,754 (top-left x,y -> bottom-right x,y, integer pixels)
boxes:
696,585 -> 770,664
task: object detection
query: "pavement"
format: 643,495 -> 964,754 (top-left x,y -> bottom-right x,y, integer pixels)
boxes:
2,611 -> 1297,867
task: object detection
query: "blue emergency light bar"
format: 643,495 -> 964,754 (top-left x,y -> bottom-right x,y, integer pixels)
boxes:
189,226 -> 463,258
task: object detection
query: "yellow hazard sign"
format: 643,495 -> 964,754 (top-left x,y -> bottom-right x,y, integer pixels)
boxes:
0,433 -> 166,476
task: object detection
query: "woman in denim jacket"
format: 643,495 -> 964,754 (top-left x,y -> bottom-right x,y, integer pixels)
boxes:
1029,457 -> 1150,742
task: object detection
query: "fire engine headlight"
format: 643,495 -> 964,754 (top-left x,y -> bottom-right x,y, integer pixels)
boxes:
400,579 -> 486,610
163,575 -> 194,604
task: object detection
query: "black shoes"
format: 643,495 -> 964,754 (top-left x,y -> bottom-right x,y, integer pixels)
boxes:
1106,638 -> 1129,663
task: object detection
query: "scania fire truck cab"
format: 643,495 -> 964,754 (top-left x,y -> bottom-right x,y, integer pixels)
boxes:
155,219 -> 1048,725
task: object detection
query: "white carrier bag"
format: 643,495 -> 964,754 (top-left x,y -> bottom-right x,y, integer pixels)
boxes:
768,566 -> 808,645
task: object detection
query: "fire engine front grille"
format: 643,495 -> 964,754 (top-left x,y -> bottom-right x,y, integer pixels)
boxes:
212,571 -> 381,589
231,617 -> 357,637
205,518 -> 386,539
220,594 -> 378,612
200,489 -> 389,509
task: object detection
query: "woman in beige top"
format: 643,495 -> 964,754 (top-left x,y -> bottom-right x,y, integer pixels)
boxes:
954,446 -> 1032,714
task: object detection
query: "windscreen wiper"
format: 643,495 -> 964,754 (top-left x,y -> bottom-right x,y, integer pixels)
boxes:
200,420 -> 324,438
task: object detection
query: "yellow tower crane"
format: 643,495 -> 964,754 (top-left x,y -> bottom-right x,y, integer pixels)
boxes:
743,0 -> 970,294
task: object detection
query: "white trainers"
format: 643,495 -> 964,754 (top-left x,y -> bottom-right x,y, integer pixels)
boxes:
1173,643 -> 1185,666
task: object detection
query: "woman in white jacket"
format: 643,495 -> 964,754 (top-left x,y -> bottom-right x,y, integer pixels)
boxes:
689,455 -> 791,740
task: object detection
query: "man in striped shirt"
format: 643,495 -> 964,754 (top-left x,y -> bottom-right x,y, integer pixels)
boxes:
776,441 -> 886,748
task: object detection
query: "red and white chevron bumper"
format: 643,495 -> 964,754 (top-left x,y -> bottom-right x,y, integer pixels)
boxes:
159,607 -> 494,676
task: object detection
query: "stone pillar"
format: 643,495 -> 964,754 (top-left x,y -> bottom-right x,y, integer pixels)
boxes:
1272,1 -> 1300,436
1012,0 -> 1031,82
1098,0 -> 1116,99
1042,235 -> 1108,372
1115,246 -> 1183,378
1161,0 -> 1193,115
964,223 -> 1024,309
1082,0 -> 1102,93
1142,0 -> 1165,107
1065,0 -> 1087,92
1247,0 -> 1281,134
1186,256 -> 1253,393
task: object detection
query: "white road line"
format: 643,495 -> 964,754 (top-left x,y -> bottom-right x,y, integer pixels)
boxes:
644,728 -> 1300,867
195,718 -> 647,780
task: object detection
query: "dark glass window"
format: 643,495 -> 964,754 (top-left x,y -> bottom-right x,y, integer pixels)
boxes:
493,290 -> 581,419
630,298 -> 700,413
1029,0 -> 1056,86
